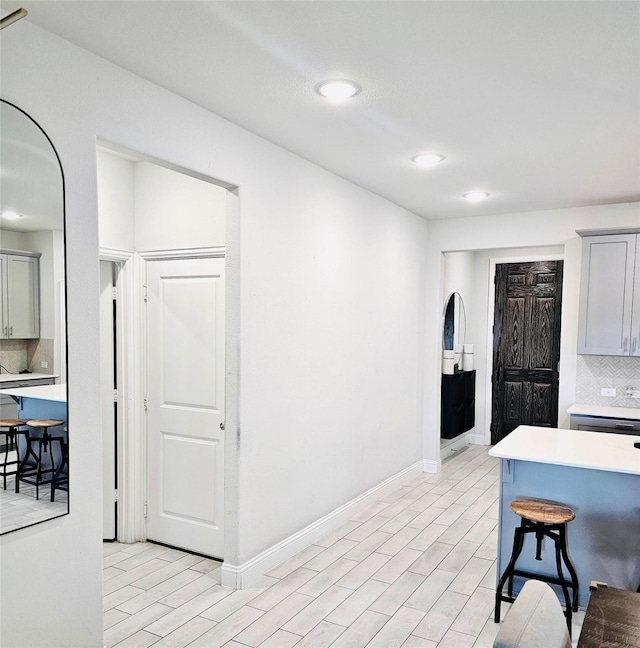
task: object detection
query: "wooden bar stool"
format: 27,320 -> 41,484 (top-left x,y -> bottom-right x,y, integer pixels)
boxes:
16,419 -> 65,500
0,418 -> 27,489
495,498 -> 579,633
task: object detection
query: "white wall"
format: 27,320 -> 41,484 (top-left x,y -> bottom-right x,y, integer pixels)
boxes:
423,203 -> 640,467
96,149 -> 135,252
97,151 -> 227,252
134,161 -> 226,251
0,230 -> 27,249
1,20 -> 428,647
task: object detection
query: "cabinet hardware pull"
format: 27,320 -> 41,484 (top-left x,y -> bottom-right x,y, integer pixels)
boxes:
623,337 -> 628,353
8,326 -> 12,337
632,338 -> 638,354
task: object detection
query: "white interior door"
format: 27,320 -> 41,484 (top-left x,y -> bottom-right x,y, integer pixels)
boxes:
146,257 -> 225,558
100,261 -> 116,539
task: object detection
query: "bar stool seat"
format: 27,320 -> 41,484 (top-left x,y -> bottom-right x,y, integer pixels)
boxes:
16,419 -> 65,500
495,498 -> 579,634
510,499 -> 575,525
0,419 -> 27,490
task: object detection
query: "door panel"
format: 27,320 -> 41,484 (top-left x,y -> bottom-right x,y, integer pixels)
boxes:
146,257 -> 225,559
491,260 -> 563,444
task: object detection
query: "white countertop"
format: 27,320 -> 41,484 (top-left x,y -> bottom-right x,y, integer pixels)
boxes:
489,425 -> 640,476
1,384 -> 67,403
567,403 -> 640,421
0,373 -> 58,384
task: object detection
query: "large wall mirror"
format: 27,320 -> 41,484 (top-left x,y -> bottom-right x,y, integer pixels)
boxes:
0,99 -> 68,534
443,291 -> 466,351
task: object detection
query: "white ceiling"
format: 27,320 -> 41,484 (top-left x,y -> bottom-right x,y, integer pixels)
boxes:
3,0 -> 640,220
0,101 -> 63,233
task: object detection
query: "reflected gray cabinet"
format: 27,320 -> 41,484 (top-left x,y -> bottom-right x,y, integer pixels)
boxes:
577,233 -> 640,356
0,252 -> 40,340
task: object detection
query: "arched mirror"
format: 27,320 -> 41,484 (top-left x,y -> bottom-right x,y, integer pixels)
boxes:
443,292 -> 466,351
0,100 -> 68,534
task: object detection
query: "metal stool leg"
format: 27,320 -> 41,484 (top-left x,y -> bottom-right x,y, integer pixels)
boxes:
558,525 -> 580,612
495,522 -> 526,623
553,526 -> 573,634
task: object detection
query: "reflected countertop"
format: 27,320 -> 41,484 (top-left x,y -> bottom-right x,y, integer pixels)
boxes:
0,384 -> 67,403
0,373 -> 59,384
489,425 -> 640,476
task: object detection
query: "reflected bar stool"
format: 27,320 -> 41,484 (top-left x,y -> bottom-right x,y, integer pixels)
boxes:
16,419 -> 65,500
495,498 -> 579,633
0,419 -> 27,489
50,426 -> 68,502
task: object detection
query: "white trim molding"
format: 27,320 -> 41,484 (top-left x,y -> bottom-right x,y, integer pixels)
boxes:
138,246 -> 225,260
422,458 -> 441,474
99,247 -> 135,262
221,460 -> 423,589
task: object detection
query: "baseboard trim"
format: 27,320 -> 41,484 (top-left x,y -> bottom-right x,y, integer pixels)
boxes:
468,433 -> 488,446
221,460 -> 423,589
422,458 -> 441,474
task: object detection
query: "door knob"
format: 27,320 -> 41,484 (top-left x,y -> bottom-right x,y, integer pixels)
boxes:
219,422 -> 225,431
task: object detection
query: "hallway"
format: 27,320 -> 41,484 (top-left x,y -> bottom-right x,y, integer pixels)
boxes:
103,446 -> 584,647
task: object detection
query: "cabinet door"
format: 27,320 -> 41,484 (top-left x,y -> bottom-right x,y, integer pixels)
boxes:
632,235 -> 640,357
6,255 -> 40,339
0,255 -> 7,339
577,234 -> 636,355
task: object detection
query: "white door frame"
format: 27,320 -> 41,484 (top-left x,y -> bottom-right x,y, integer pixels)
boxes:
99,247 -> 146,542
100,246 -> 231,544
484,253 -> 565,445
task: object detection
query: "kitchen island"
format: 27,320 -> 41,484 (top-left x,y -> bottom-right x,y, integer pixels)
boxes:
2,383 -> 67,422
489,425 -> 640,608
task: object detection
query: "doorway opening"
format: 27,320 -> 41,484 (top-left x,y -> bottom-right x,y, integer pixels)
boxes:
490,259 -> 564,444
441,248 -> 564,452
97,143 -> 239,561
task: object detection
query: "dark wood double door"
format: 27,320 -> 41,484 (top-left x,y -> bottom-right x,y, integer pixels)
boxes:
491,260 -> 563,445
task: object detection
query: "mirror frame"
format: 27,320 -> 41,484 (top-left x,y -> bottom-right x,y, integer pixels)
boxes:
0,98 -> 69,534
442,291 -> 466,351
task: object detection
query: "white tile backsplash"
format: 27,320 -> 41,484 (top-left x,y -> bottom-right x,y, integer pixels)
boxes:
0,339 -> 28,373
575,355 -> 640,408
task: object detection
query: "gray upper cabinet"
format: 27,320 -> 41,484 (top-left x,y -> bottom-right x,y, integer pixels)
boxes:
0,252 -> 40,339
577,233 -> 639,356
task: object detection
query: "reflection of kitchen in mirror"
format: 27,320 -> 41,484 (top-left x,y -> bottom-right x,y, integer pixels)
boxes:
0,100 -> 68,534
441,252 -> 476,459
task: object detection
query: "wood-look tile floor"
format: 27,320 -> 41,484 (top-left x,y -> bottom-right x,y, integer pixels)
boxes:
0,479 -> 68,533
103,446 -> 584,647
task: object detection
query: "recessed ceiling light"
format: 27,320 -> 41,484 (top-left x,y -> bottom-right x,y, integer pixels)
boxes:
316,80 -> 360,102
1,210 -> 21,221
412,153 -> 445,168
462,191 -> 490,203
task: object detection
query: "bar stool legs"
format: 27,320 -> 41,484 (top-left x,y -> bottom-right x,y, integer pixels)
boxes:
16,419 -> 65,500
50,436 -> 68,502
0,419 -> 27,489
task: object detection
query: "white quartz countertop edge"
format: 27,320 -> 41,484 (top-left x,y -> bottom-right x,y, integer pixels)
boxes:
0,373 -> 59,383
489,425 -> 640,476
0,384 -> 67,403
567,403 -> 640,420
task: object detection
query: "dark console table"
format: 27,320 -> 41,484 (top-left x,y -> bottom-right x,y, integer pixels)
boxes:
441,369 -> 475,440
